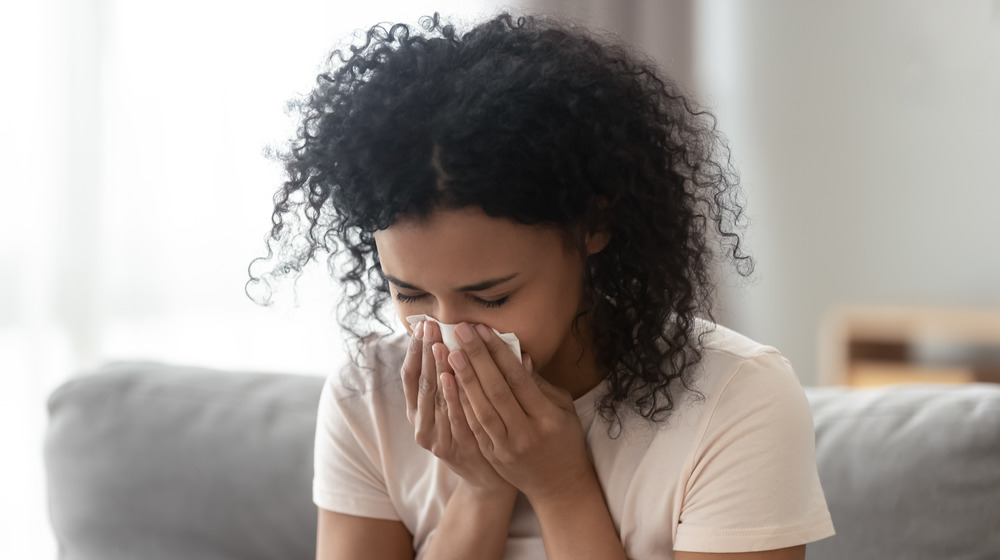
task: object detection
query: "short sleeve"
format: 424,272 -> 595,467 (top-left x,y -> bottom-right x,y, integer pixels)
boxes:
674,351 -> 835,552
312,374 -> 400,520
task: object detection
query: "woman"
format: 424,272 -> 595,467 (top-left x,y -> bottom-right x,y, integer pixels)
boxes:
251,12 -> 835,560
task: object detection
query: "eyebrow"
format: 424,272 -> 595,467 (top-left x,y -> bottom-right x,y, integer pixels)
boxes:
384,273 -> 519,293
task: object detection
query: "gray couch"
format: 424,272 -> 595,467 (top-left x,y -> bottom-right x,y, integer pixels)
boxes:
44,362 -> 1000,560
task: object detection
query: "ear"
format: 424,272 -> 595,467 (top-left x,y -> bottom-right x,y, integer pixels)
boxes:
584,229 -> 611,255
582,196 -> 611,255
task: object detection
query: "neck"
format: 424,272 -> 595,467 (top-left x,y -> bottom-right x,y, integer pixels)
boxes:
540,320 -> 605,400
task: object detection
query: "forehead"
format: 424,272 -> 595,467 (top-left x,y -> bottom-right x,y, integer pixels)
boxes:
373,208 -> 568,284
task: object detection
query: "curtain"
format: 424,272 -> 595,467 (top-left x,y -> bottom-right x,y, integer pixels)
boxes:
1,2 -> 494,556
525,0 -> 697,92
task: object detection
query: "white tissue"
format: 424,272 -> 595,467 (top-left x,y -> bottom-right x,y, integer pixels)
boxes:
406,314 -> 522,363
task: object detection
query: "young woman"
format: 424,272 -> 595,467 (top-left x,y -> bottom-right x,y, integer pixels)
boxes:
251,12 -> 835,560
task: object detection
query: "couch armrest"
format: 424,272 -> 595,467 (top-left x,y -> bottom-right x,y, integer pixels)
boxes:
45,362 -> 325,560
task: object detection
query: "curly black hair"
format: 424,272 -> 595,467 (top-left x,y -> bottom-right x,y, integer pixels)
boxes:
249,12 -> 752,427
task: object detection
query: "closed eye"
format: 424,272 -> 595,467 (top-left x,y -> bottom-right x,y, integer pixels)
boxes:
394,292 -> 426,304
394,292 -> 509,309
475,295 -> 509,309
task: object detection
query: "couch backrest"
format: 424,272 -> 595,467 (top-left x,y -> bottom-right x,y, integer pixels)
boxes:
45,363 -> 1000,560
45,362 -> 324,560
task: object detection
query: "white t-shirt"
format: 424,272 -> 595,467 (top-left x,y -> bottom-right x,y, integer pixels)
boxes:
313,323 -> 835,559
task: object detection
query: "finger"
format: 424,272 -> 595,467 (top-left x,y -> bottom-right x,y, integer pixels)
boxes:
440,371 -> 476,446
429,373 -> 452,456
526,355 -> 575,411
472,324 -> 551,418
460,324 -> 531,430
400,321 -> 424,424
455,374 -> 494,455
431,343 -> 453,449
448,343 -> 511,443
431,341 -> 453,385
414,320 -> 440,448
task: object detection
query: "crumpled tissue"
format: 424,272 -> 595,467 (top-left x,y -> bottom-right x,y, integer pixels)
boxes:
406,314 -> 522,363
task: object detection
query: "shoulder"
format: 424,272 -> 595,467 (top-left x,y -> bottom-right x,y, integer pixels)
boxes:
324,332 -> 410,401
314,331 -> 412,466
696,319 -> 784,363
312,332 -> 417,524
670,324 -> 834,551
690,320 -> 799,397
677,320 -> 812,447
684,321 -> 815,463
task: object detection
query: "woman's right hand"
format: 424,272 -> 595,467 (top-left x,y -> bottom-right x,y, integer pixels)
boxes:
401,320 -> 515,498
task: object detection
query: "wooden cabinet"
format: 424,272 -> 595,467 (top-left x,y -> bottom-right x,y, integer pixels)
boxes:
818,306 -> 1000,386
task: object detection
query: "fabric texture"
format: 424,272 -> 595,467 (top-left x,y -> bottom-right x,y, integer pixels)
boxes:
313,324 -> 836,558
804,383 -> 1000,560
44,362 -> 324,560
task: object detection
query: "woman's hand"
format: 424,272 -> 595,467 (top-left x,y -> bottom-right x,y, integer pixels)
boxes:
446,323 -> 597,504
401,320 -> 515,498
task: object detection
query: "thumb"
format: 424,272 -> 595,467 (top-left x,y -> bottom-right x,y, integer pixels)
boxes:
524,354 -> 567,402
525,354 -> 546,389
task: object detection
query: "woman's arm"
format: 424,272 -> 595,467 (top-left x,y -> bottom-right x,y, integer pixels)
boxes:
529,472 -> 628,560
421,481 -> 518,560
316,508 -> 413,560
674,546 -> 806,560
520,477 -> 809,560
316,484 -> 516,560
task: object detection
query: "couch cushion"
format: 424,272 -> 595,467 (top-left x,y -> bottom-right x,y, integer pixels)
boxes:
804,383 -> 1000,560
45,362 -> 325,560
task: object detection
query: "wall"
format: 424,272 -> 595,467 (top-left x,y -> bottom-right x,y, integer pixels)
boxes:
695,0 -> 1000,383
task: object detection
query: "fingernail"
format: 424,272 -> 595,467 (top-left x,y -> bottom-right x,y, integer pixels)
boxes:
456,323 -> 475,343
475,324 -> 492,340
448,350 -> 467,370
414,321 -> 424,339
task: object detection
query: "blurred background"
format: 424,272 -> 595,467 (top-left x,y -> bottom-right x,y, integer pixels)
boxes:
3,0 -> 998,556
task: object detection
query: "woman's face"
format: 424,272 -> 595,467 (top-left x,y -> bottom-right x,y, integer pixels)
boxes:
374,207 -> 599,385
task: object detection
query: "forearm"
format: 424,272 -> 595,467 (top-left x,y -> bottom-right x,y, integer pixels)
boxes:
422,481 -> 517,560
531,474 -> 628,560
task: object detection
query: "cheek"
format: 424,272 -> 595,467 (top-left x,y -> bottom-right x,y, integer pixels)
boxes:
504,285 -> 582,367
397,308 -> 416,334
386,298 -> 412,333
391,297 -> 443,337
513,323 -> 562,367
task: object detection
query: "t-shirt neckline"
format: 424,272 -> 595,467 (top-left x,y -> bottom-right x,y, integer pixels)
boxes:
573,378 -> 609,429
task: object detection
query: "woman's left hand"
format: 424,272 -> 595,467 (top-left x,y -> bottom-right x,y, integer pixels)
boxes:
446,323 -> 597,504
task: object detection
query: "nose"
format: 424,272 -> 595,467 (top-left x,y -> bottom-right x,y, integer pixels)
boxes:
432,311 -> 467,328
429,302 -> 477,328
